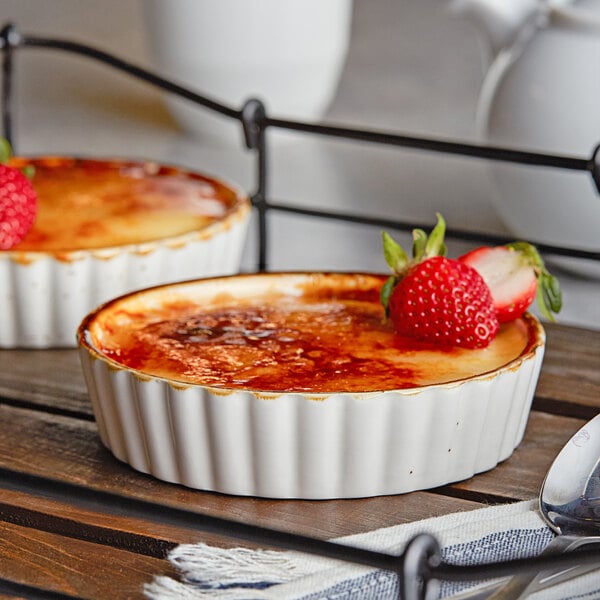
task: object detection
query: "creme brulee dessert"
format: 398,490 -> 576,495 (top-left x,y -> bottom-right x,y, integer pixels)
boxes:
1,157 -> 250,348
82,273 -> 538,393
7,157 -> 248,252
78,272 -> 545,498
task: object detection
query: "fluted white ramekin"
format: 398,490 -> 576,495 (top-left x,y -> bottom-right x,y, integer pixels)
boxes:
0,159 -> 250,348
77,273 -> 546,500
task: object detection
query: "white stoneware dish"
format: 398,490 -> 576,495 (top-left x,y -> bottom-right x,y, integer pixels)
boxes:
0,157 -> 250,348
77,272 -> 546,499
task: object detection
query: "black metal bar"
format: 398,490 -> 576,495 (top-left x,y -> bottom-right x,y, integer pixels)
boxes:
241,98 -> 270,271
255,123 -> 269,272
17,33 -> 240,122
592,144 -> 600,192
0,577 -> 83,600
0,23 -> 17,147
0,467 -> 401,575
263,202 -> 600,262
265,116 -> 594,175
400,534 -> 441,600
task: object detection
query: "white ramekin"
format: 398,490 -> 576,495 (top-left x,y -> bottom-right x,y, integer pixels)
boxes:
0,158 -> 251,348
77,273 -> 546,500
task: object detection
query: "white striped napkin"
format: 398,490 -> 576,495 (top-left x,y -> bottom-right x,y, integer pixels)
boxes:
144,499 -> 600,599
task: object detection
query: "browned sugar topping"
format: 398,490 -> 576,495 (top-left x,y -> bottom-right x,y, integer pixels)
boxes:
89,279 -> 534,393
8,157 -> 245,251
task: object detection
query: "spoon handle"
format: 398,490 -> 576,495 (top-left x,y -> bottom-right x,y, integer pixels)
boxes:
448,559 -> 600,600
484,535 -> 600,600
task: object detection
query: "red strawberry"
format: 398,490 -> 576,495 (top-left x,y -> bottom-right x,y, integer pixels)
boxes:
381,214 -> 499,348
459,242 -> 562,323
0,139 -> 37,250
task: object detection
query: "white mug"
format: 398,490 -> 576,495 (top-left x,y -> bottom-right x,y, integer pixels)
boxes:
143,0 -> 353,145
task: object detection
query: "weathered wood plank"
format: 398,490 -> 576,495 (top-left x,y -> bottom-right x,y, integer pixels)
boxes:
0,403 -> 582,542
0,404 -> 481,541
0,349 -> 89,416
0,488 -> 179,557
0,520 -> 176,600
535,323 -> 600,411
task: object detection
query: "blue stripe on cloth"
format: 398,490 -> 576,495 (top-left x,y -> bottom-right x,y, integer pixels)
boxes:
285,527 -> 554,600
291,571 -> 398,600
562,591 -> 600,600
439,527 -> 553,597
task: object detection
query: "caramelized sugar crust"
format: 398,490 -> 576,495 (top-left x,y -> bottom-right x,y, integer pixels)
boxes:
85,274 -> 538,393
8,157 -> 247,251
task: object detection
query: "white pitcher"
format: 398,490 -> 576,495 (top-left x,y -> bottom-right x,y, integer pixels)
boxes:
454,0 -> 600,274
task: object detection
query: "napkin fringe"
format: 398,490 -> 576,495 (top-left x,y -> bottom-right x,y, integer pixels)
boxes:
171,542 -> 321,585
144,542 -> 324,599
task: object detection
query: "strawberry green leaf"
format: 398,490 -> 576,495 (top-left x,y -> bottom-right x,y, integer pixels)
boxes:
537,272 -> 562,321
507,241 -> 562,321
382,231 -> 409,274
0,138 -> 12,164
21,165 -> 35,179
380,275 -> 396,316
424,213 -> 447,258
412,228 -> 427,262
546,274 -> 562,313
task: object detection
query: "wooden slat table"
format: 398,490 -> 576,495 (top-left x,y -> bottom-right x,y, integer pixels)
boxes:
0,322 -> 599,599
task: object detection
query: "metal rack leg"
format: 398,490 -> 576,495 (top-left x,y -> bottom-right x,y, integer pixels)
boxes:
242,97 -> 269,272
0,23 -> 19,148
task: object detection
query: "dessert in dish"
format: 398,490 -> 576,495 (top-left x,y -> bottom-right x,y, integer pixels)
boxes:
8,157 -> 245,251
78,272 -> 546,499
85,273 -> 536,392
0,157 -> 250,348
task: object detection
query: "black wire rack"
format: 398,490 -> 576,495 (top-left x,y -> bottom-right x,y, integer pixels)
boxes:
1,22 -> 599,600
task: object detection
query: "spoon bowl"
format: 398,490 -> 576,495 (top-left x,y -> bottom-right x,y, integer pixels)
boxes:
541,416 -> 600,537
486,413 -> 600,599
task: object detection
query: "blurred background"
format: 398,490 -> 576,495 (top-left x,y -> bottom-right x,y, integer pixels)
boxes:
0,0 -> 598,329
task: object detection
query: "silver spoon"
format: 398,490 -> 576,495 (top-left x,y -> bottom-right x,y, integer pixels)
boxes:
453,413 -> 600,599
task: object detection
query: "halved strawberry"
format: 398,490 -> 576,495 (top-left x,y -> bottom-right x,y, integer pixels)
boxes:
459,242 -> 562,322
381,214 -> 499,348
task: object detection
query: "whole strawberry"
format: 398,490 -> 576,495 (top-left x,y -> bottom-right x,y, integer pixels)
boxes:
381,214 -> 499,348
0,139 -> 37,250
